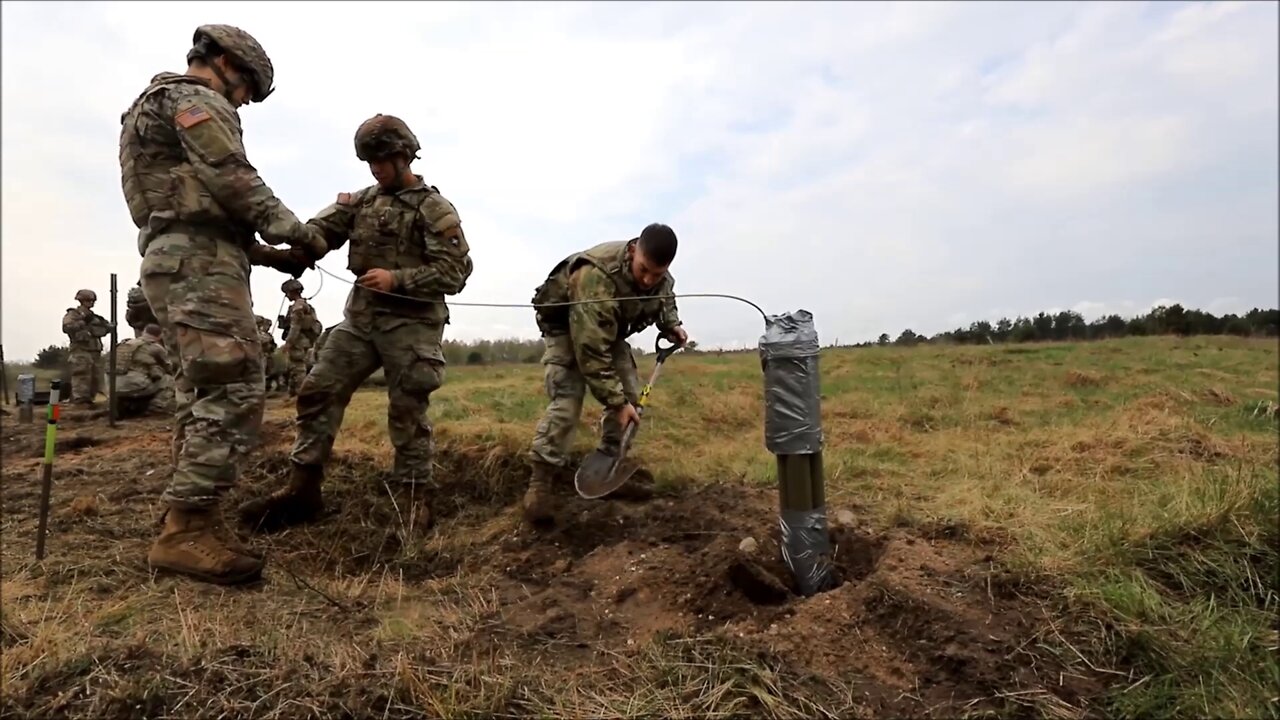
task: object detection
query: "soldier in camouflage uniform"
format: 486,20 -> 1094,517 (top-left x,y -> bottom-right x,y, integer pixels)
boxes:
118,24 -> 326,585
62,289 -> 114,407
309,323 -> 335,369
255,315 -> 277,388
126,280 -> 159,338
239,114 -> 473,533
523,224 -> 688,525
279,279 -> 321,395
110,323 -> 176,418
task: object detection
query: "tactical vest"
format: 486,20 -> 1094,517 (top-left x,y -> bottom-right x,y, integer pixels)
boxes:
345,183 -> 459,324
532,240 -> 673,338
114,338 -> 150,375
65,309 -> 105,354
290,301 -> 322,344
118,72 -> 252,253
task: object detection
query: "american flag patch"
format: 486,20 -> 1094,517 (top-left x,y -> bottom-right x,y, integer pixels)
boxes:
175,105 -> 211,129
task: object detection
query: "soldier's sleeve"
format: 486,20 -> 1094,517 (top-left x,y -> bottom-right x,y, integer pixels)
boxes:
171,92 -> 320,251
305,191 -> 360,252
62,310 -> 87,341
567,266 -> 628,409
90,314 -> 113,338
657,276 -> 682,334
392,192 -> 474,297
150,345 -> 172,375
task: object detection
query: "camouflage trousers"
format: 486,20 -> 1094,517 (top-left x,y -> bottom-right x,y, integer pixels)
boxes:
140,232 -> 265,511
68,350 -> 103,404
528,335 -> 641,469
284,343 -> 311,395
290,316 -> 446,485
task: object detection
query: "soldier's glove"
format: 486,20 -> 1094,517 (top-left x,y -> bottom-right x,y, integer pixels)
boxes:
292,226 -> 329,262
247,243 -> 313,278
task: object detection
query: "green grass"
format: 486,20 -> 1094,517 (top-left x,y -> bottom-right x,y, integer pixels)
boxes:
322,335 -> 1279,718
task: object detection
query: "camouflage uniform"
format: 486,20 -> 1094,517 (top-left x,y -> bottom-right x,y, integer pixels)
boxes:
255,315 -> 277,385
280,280 -> 321,395
239,114 -> 472,533
110,330 -> 175,417
62,290 -> 113,406
524,239 -> 682,520
118,24 -> 325,585
308,324 -> 335,369
125,281 -> 158,338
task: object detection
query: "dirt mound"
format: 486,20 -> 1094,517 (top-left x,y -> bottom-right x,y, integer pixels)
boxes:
0,411 -> 1104,718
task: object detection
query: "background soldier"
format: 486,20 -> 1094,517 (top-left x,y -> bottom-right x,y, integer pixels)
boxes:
278,279 -> 321,395
62,288 -> 113,407
125,279 -> 158,338
255,315 -> 277,389
119,23 -> 325,586
110,323 -> 175,418
239,114 -> 473,533
523,223 -> 689,525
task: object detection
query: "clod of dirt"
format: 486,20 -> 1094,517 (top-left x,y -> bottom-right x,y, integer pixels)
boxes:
738,536 -> 758,554
834,510 -> 856,527
67,495 -> 99,517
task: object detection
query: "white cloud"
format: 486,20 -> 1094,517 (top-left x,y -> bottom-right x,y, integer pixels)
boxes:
1,0 -> 1276,360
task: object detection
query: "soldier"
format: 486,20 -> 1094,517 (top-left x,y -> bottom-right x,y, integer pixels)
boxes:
309,323 -> 336,370
125,279 -> 158,338
62,289 -> 114,407
118,23 -> 326,585
522,223 -> 689,525
278,279 -> 321,395
110,323 -> 176,418
255,315 -> 277,387
238,114 -> 473,533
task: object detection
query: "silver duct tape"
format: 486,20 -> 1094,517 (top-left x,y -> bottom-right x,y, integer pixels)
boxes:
760,310 -> 823,454
779,507 -> 836,596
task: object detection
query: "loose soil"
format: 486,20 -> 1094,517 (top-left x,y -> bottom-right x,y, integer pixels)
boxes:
1,407 -> 1107,718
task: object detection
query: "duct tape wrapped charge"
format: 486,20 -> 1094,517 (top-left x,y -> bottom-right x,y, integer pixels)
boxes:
779,507 -> 836,596
759,310 -> 823,454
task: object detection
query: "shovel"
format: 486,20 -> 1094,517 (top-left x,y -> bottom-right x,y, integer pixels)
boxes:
575,334 -> 682,499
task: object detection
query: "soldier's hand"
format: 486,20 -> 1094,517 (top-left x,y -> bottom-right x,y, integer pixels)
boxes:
615,402 -> 640,430
666,326 -> 689,347
356,269 -> 396,293
295,226 -> 329,261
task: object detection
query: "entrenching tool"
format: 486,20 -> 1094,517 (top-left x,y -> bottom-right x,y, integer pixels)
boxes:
575,335 -> 682,499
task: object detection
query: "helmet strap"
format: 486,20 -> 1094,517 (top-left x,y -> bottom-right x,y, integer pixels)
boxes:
208,58 -> 248,104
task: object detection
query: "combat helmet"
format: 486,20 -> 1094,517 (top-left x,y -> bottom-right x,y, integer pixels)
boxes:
281,279 -> 303,295
354,114 -> 420,162
188,24 -> 275,103
75,289 -> 97,303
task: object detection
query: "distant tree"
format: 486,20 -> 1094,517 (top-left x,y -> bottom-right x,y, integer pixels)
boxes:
877,333 -> 890,346
895,329 -> 920,346
465,351 -> 485,366
684,340 -> 700,352
33,344 -> 69,370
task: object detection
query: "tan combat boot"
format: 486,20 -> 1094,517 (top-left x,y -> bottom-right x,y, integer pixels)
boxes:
147,506 -> 264,585
237,463 -> 324,533
522,462 -> 558,525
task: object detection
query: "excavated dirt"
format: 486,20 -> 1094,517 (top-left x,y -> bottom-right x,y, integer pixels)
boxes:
0,407 -> 1106,718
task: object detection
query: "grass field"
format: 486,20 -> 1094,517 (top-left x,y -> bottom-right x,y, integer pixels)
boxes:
2,335 -> 1276,718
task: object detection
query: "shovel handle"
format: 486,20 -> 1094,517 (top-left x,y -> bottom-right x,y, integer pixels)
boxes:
654,335 -> 681,362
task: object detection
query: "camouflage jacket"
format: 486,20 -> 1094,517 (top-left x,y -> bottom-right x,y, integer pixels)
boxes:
118,71 -> 315,254
306,176 -> 473,325
114,336 -> 171,382
125,285 -> 157,330
283,298 -> 321,349
532,240 -> 681,408
62,307 -> 113,353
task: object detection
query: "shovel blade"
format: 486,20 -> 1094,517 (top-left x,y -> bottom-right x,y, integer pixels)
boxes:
574,450 -> 640,499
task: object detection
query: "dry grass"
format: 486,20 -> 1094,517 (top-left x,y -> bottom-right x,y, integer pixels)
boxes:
1,335 -> 1276,718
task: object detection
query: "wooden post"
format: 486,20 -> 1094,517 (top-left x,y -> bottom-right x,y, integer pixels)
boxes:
109,273 -> 118,426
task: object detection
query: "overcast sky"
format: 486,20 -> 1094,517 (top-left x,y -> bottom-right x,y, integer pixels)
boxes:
2,1 -> 1276,360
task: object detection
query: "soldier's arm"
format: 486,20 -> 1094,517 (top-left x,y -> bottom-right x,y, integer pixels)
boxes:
657,276 -> 683,335
150,345 -> 172,375
392,194 -> 474,297
567,266 -> 628,409
305,193 -> 360,253
62,311 -> 87,341
171,93 -> 323,254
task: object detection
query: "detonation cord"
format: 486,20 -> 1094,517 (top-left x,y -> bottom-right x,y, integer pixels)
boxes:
307,264 -> 769,321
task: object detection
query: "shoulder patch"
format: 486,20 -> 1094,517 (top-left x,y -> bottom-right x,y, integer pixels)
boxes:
175,105 -> 211,129
337,192 -> 352,205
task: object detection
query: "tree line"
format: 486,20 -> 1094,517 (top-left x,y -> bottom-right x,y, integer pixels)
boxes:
863,304 -> 1279,348
22,304 -> 1279,370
